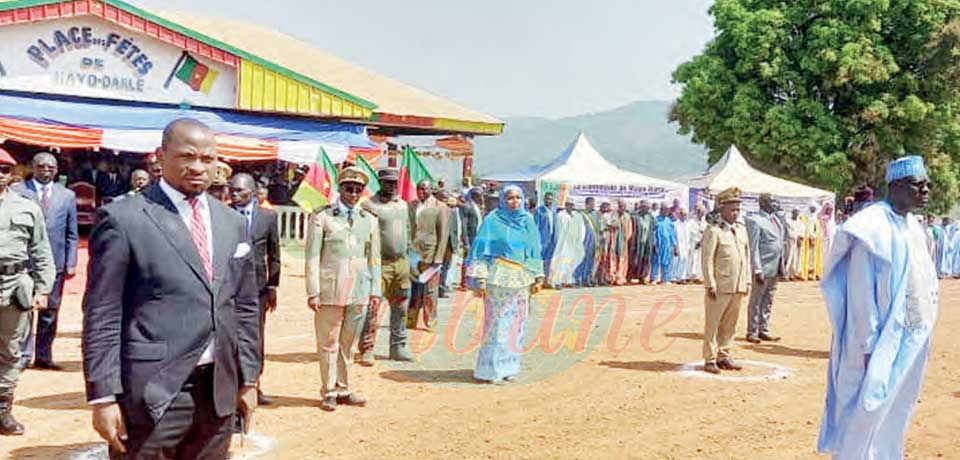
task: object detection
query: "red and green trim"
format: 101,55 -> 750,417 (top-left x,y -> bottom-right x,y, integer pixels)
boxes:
0,0 -> 377,110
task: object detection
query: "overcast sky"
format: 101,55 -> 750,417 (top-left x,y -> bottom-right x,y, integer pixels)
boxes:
135,0 -> 716,118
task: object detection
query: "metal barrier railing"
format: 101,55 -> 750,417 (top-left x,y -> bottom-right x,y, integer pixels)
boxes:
276,205 -> 309,246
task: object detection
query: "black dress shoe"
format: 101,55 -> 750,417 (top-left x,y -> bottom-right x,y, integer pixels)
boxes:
745,335 -> 761,344
336,393 -> 367,407
320,396 -> 337,412
703,362 -> 721,374
717,358 -> 743,371
32,361 -> 64,371
758,333 -> 781,342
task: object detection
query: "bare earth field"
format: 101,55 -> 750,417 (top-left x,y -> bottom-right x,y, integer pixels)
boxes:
3,249 -> 959,460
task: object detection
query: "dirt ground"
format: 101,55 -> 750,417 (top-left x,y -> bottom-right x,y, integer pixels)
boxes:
2,249 -> 959,460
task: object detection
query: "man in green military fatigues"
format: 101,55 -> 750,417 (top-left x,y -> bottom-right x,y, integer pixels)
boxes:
0,148 -> 55,435
357,168 -> 415,365
305,167 -> 381,412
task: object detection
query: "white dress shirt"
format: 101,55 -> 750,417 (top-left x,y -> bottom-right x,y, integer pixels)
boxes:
238,200 -> 256,230
32,179 -> 52,202
159,179 -> 215,365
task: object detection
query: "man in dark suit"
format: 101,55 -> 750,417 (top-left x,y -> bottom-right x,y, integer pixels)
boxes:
83,119 -> 260,459
459,187 -> 484,289
228,173 -> 280,405
94,160 -> 127,200
14,152 -> 78,370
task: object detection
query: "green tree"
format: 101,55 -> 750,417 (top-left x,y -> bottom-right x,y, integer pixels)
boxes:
671,0 -> 960,212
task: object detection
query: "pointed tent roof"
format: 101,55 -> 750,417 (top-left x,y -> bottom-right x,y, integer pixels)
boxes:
685,145 -> 833,199
484,132 -> 686,190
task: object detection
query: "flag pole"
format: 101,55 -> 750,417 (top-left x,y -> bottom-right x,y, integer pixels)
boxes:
164,51 -> 188,90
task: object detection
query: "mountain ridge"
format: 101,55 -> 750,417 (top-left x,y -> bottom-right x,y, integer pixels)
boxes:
474,100 -> 709,181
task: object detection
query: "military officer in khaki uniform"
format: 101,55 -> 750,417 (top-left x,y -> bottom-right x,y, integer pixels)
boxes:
700,187 -> 750,375
305,167 -> 381,412
0,148 -> 55,435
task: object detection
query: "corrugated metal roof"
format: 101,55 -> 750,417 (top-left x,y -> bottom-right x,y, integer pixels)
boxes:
156,11 -> 503,126
0,0 -> 504,132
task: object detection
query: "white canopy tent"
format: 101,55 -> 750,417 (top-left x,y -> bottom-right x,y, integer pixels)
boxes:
684,145 -> 835,211
484,132 -> 689,206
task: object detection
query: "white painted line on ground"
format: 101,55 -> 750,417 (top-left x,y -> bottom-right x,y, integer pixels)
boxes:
65,432 -> 276,460
230,431 -> 277,459
68,444 -> 106,460
678,360 -> 793,382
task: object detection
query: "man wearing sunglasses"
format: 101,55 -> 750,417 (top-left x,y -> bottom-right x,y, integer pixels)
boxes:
0,148 -> 55,435
305,167 -> 381,412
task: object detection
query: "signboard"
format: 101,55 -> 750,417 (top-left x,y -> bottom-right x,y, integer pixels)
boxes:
560,183 -> 689,207
0,16 -> 236,108
690,188 -> 835,213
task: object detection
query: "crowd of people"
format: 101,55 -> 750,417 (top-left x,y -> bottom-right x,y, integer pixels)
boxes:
0,117 -> 948,460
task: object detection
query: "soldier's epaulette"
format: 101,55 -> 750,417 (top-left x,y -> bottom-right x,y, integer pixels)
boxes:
360,203 -> 379,218
11,188 -> 31,200
313,205 -> 334,216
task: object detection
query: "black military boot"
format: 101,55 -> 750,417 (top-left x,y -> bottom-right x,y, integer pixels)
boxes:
0,392 -> 25,436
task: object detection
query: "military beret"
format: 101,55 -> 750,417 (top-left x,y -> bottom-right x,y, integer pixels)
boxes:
0,148 -> 17,166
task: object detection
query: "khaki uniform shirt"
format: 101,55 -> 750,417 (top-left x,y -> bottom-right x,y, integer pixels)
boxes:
701,219 -> 751,295
0,190 -> 55,307
305,201 -> 382,306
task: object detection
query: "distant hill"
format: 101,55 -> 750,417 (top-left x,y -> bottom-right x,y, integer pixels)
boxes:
474,100 -> 709,181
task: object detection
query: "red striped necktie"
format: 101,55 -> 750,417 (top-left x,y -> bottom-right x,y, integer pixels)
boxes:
188,197 -> 213,282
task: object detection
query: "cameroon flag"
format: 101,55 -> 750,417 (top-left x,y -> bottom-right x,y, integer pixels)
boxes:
292,147 -> 338,212
167,52 -> 219,94
355,155 -> 381,196
398,146 -> 433,202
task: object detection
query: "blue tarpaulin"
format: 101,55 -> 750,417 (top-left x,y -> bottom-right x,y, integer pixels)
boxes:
0,92 -> 374,148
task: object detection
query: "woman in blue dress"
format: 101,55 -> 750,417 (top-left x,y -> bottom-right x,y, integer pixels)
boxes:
465,185 -> 544,383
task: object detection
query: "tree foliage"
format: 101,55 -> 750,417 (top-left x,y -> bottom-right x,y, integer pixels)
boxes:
671,0 -> 960,212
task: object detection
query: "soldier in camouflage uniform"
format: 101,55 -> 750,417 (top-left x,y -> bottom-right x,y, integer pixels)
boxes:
0,148 -> 55,435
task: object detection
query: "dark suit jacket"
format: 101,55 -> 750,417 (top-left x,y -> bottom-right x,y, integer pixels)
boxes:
461,201 -> 483,248
14,181 -> 79,273
239,205 -> 281,292
95,171 -> 127,198
82,184 -> 260,425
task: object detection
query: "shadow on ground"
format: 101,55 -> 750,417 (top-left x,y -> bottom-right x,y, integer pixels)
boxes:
379,369 -> 476,384
743,343 -> 829,359
22,361 -> 82,373
9,441 -> 104,460
16,392 -> 87,411
597,360 -> 683,372
258,394 -> 319,409
266,352 -> 316,364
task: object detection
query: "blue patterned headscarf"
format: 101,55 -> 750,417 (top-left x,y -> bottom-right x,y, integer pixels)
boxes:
465,185 -> 544,276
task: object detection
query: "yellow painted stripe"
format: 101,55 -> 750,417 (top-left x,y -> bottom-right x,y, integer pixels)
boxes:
239,61 -> 253,109
432,117 -> 504,135
199,68 -> 219,94
238,59 -> 373,118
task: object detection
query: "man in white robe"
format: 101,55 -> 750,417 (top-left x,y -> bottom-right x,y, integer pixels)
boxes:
938,217 -> 956,277
819,156 -> 939,460
686,206 -> 706,282
671,209 -> 690,283
784,208 -> 805,280
548,201 -> 586,288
